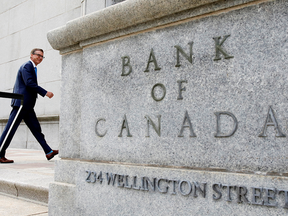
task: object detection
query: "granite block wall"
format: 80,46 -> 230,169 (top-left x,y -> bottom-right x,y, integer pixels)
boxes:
48,0 -> 288,215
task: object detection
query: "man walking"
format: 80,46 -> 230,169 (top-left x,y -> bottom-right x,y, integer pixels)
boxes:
0,48 -> 58,163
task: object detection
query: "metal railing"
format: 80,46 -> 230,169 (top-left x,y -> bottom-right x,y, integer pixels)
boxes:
0,91 -> 24,152
0,92 -> 24,104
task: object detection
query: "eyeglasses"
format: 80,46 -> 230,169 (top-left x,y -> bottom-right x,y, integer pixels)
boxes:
33,53 -> 45,59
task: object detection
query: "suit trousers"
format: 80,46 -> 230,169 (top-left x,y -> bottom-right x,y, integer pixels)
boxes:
0,106 -> 52,157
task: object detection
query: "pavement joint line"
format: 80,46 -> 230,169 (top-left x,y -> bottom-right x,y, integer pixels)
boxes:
14,182 -> 18,197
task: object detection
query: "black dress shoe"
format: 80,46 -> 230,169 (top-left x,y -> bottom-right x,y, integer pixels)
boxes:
0,157 -> 14,163
46,150 -> 59,160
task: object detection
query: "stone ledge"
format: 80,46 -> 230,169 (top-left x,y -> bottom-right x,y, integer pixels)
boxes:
47,0 -> 268,54
48,0 -> 265,53
47,0 -> 218,50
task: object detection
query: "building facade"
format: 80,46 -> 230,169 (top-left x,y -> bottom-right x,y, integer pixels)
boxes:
0,0 -> 124,150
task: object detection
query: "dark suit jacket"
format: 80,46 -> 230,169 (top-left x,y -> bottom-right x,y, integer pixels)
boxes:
11,61 -> 47,109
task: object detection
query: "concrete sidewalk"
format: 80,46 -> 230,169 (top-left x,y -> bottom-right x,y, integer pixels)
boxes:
0,148 -> 59,215
0,194 -> 48,216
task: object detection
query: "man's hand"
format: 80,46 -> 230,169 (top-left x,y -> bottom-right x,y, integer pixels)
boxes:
46,91 -> 54,98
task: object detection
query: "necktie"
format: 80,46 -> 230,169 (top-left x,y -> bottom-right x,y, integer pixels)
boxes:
35,67 -> 37,77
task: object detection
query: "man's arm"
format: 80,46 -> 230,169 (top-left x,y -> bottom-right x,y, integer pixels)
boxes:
21,63 -> 47,97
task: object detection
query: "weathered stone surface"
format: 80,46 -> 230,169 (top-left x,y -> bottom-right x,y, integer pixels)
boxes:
59,52 -> 83,159
60,0 -> 288,174
49,182 -> 77,216
48,0 -> 288,215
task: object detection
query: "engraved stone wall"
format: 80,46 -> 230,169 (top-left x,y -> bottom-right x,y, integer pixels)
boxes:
48,0 -> 288,215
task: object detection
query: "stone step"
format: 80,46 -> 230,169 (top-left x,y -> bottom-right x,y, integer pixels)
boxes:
0,148 -> 58,205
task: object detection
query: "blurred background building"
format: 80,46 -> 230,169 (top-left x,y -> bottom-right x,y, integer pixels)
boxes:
0,0 -> 125,151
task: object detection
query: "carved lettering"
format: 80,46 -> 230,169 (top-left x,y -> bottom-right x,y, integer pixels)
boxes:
144,48 -> 161,72
95,118 -> 107,137
177,80 -> 187,100
251,187 -> 264,205
85,170 -> 92,183
151,83 -> 166,102
124,175 -> 132,189
236,186 -> 250,204
168,179 -> 178,195
259,106 -> 286,137
86,170 -> 103,184
212,183 -> 222,200
121,56 -> 132,76
117,174 -> 125,187
214,112 -> 238,137
279,189 -> 288,209
140,177 -> 146,191
106,173 -> 117,186
143,177 -> 156,191
157,178 -> 169,194
118,114 -> 132,137
178,110 -> 196,137
95,171 -> 103,184
222,184 -> 235,202
85,171 -> 288,209
213,35 -> 234,61
193,182 -> 206,198
132,176 -> 140,190
145,115 -> 161,137
174,42 -> 193,67
263,188 -> 277,207
179,180 -> 192,196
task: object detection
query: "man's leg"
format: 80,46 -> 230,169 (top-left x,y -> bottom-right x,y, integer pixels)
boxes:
0,107 -> 24,158
23,109 -> 52,154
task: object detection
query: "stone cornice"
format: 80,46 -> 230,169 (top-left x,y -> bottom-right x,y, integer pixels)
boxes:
47,0 -> 262,53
